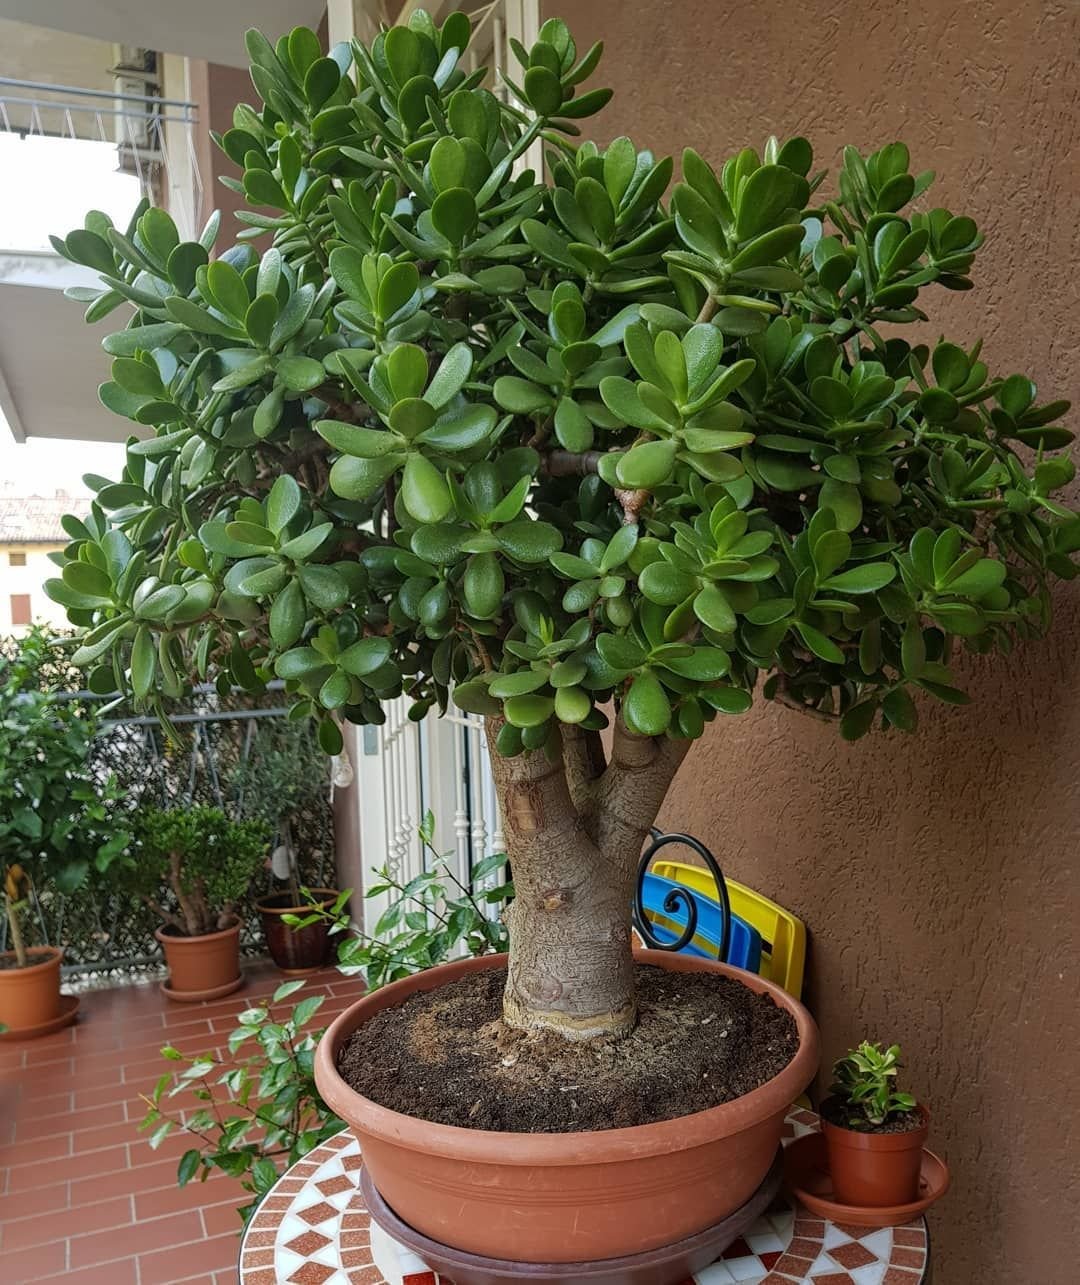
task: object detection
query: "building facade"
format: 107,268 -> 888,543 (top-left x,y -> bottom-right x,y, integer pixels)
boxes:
0,491 -> 87,634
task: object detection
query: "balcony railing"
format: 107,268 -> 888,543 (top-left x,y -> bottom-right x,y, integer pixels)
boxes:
0,76 -> 203,242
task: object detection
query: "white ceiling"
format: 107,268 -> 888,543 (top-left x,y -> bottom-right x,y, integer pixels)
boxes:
0,1 -> 327,68
0,273 -> 128,443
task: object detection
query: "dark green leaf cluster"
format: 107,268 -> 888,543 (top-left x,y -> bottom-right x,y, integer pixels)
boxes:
47,11 -> 1077,751
141,978 -> 342,1226
119,804 -> 269,927
0,627 -> 129,905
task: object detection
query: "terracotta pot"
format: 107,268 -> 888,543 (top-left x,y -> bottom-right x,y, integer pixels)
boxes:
821,1102 -> 929,1207
257,889 -> 339,973
0,946 -> 63,1030
315,950 -> 820,1264
155,917 -> 242,1001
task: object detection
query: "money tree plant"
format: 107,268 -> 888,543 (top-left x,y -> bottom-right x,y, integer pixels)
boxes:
48,11 -> 1077,1039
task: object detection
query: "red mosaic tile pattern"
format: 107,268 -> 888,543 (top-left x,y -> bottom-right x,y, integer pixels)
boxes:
239,1109 -> 929,1285
0,962 -> 357,1285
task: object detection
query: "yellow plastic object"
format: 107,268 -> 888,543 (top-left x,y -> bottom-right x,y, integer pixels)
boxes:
651,859 -> 807,1000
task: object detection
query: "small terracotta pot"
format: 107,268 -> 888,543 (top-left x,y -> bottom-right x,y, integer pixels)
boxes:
155,918 -> 243,1002
315,950 -> 820,1265
821,1102 -> 929,1207
257,889 -> 339,973
0,946 -> 63,1030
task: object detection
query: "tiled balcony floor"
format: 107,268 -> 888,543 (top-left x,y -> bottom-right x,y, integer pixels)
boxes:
0,961 -> 360,1284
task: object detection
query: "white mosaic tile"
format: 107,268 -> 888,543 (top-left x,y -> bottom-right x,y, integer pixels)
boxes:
239,1112 -> 930,1285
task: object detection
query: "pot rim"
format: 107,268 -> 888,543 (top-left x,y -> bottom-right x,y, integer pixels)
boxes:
315,949 -> 820,1166
154,915 -> 241,945
821,1101 -> 930,1148
0,945 -> 63,974
256,889 -> 340,916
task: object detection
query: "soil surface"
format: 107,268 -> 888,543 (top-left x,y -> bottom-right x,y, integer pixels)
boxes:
337,964 -> 799,1132
820,1096 -> 924,1134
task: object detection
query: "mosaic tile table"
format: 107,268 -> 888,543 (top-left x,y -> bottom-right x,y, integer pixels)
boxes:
239,1108 -> 929,1285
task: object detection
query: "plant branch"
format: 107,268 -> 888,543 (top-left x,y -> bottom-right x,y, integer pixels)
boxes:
772,674 -> 842,723
561,724 -> 607,819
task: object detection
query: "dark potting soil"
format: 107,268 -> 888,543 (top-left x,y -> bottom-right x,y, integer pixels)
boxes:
820,1096 -> 924,1135
336,964 -> 799,1133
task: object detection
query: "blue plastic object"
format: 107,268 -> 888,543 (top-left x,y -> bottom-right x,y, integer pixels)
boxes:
639,873 -> 762,972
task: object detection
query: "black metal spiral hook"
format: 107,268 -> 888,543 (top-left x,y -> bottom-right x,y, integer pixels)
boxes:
633,829 -> 732,963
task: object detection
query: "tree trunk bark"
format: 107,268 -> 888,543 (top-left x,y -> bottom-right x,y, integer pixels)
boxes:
485,716 -> 690,1041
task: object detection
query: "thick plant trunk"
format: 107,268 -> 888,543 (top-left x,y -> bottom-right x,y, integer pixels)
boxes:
485,717 -> 689,1041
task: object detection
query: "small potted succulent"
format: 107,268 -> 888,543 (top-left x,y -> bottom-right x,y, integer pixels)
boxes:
123,805 -> 268,1000
820,1040 -> 928,1206
0,627 -> 129,1036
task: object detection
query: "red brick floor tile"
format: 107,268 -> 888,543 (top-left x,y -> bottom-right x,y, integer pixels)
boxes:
69,1154 -> 180,1205
138,1232 -> 242,1285
15,1100 -> 127,1142
201,1193 -> 249,1237
1,1238 -> 68,1284
134,1171 -> 232,1221
0,1179 -> 70,1221
1,1129 -> 73,1169
71,1209 -> 203,1267
2,966 -> 342,1285
3,1194 -> 132,1250
36,1260 -> 140,1285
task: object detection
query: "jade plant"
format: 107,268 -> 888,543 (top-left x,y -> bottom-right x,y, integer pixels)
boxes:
48,11 -> 1076,1038
829,1040 -> 918,1129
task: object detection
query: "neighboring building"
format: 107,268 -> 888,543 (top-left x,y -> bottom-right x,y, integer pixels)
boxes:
0,489 -> 88,634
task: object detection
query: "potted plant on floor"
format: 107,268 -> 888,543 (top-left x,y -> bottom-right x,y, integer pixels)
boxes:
121,805 -> 268,1001
48,8 -> 1076,1277
229,719 -> 340,972
821,1040 -> 928,1206
0,627 -> 129,1036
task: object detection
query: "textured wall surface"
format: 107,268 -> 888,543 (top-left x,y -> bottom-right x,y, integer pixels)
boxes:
547,1 -> 1080,1280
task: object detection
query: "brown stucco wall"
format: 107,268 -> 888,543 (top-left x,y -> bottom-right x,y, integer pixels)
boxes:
546,1 -> 1080,1280
189,59 -> 260,245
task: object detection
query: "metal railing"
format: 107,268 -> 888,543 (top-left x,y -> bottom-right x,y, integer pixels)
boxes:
0,76 -> 203,240
1,694 -> 336,979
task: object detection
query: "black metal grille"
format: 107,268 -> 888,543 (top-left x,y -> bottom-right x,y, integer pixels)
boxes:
4,688 -> 335,979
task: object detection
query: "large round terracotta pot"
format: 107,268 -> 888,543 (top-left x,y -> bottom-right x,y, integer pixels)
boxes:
257,888 -> 338,973
0,946 -> 63,1030
315,949 -> 819,1264
155,917 -> 243,1001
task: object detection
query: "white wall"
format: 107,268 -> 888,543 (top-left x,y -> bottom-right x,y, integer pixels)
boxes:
0,542 -> 67,634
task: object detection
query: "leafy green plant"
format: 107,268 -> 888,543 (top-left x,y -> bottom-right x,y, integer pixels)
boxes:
139,978 -> 342,1225
227,717 -> 332,903
292,811 -> 510,988
118,805 -> 269,936
49,11 -> 1077,1039
829,1040 -> 918,1128
0,626 -> 129,966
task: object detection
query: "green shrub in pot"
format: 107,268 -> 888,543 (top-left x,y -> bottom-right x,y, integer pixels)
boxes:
118,805 -> 268,998
0,628 -> 129,994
